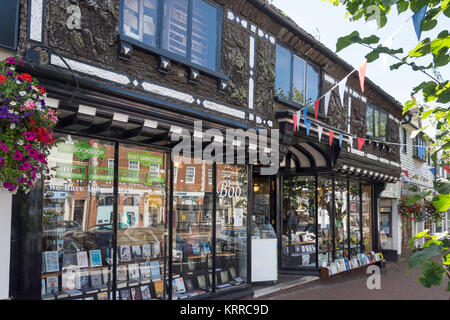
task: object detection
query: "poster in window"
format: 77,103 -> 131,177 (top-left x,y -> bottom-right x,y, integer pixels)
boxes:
234,208 -> 243,227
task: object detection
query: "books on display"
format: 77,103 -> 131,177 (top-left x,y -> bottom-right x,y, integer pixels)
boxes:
139,262 -> 151,279
97,291 -> 108,300
61,267 -> 78,291
132,245 -> 143,260
117,265 -> 128,281
142,244 -> 152,260
128,263 -> 140,282
120,288 -> 131,300
62,253 -> 77,267
152,242 -> 160,257
89,250 -> 102,267
120,245 -> 131,262
76,251 -> 89,268
141,285 -> 152,300
43,251 -> 60,273
154,280 -> 164,298
175,277 -> 186,293
90,270 -> 103,289
131,286 -> 142,300
149,261 -> 161,280
46,276 -> 59,294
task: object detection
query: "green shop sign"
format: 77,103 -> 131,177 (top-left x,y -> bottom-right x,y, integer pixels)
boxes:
127,152 -> 163,167
56,163 -> 87,180
88,167 -> 141,183
57,141 -> 106,160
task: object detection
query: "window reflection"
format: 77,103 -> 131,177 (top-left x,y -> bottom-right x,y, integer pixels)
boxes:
349,183 -> 361,256
334,180 -> 348,259
362,184 -> 372,252
282,176 -> 316,268
275,44 -> 291,100
318,178 -> 332,267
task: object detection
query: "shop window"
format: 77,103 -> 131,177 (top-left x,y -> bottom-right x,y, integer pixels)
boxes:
349,183 -> 361,256
0,0 -> 19,50
121,0 -> 221,72
275,44 -> 320,110
334,180 -> 348,260
185,166 -> 195,184
173,158 -> 213,297
362,184 -> 373,252
216,165 -> 248,289
282,176 -> 316,268
380,200 -> 393,250
42,135 -> 116,300
366,103 -> 388,141
318,178 -> 333,267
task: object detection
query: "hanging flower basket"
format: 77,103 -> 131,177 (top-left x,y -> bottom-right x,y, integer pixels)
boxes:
0,57 -> 58,193
398,198 -> 443,222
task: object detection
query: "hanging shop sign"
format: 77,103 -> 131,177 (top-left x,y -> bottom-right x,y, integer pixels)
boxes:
57,141 -> 106,159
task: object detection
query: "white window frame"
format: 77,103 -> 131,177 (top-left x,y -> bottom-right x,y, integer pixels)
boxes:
173,166 -> 178,184
186,166 -> 195,184
150,163 -> 160,177
208,168 -> 213,185
108,158 -> 115,169
128,160 -> 140,171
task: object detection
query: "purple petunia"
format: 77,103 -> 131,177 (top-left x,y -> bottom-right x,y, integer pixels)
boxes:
35,153 -> 47,164
0,141 -> 9,153
0,157 -> 4,167
23,131 -> 37,141
28,148 -> 38,158
24,144 -> 33,151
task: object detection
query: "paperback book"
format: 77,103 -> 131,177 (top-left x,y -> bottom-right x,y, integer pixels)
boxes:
142,244 -> 152,260
43,251 -> 60,273
46,276 -> 59,294
89,250 -> 102,267
128,263 -> 140,282
140,285 -> 152,300
132,245 -> 142,260
149,261 -> 161,280
76,251 -> 89,268
120,245 -> 131,262
139,263 -> 151,279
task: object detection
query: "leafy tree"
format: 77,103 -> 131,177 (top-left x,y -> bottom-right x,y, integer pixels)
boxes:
323,0 -> 449,292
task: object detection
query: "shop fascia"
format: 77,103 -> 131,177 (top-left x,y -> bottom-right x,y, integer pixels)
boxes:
170,121 -> 280,175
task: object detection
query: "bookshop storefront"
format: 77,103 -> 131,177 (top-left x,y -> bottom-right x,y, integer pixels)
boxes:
9,68 -> 258,300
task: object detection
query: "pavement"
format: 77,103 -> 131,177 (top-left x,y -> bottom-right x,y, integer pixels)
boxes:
246,261 -> 449,300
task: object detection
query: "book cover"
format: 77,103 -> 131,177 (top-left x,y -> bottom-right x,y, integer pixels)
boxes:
229,267 -> 237,279
90,270 -> 103,289
220,271 -> 229,284
41,279 -> 46,296
128,263 -> 140,281
197,275 -> 206,289
46,276 -> 59,294
152,242 -> 161,257
120,288 -> 131,300
175,277 -> 186,293
62,253 -> 77,267
120,245 -> 131,262
149,261 -> 161,280
302,254 -> 310,266
97,291 -> 108,300
184,278 -> 194,292
344,258 -> 350,270
117,265 -> 128,281
192,242 -> 200,255
89,250 -> 103,267
44,251 -> 60,273
139,263 -> 151,279
142,244 -> 152,260
76,251 -> 89,268
78,269 -> 90,289
140,285 -> 152,300
62,267 -> 78,291
153,280 -> 164,298
131,245 -> 142,260
131,287 -> 142,300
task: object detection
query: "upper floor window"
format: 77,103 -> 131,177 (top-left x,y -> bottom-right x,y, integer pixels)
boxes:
402,128 -> 407,153
275,44 -> 320,110
413,135 -> 426,159
121,0 -> 220,71
186,166 -> 195,184
0,0 -> 20,50
366,103 -> 388,141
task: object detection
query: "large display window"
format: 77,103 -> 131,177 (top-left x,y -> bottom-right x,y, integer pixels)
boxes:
334,179 -> 348,259
349,183 -> 362,256
317,177 -> 332,267
282,176 -> 316,268
362,184 -> 373,252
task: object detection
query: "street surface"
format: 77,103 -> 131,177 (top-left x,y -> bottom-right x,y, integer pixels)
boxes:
259,261 -> 449,300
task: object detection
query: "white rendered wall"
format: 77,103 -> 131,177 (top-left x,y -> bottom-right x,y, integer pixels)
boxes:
0,191 -> 12,299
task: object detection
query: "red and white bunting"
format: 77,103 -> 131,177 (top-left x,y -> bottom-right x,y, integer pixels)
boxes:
314,100 -> 320,120
359,59 -> 368,93
317,125 -> 323,142
329,130 -> 334,146
324,91 -> 331,117
357,137 -> 366,151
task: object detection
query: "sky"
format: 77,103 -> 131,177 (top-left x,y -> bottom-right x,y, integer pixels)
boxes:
271,0 -> 449,112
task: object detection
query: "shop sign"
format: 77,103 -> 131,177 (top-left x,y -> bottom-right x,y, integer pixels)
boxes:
217,180 -> 242,199
127,152 -> 163,167
144,174 -> 164,187
88,167 -> 113,182
55,163 -> 86,180
57,141 -> 105,159
119,169 -> 141,183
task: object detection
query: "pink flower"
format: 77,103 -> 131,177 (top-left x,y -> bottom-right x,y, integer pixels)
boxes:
20,162 -> 31,171
35,153 -> 47,164
13,150 -> 23,161
0,141 -> 9,153
28,148 -> 38,158
23,132 -> 37,141
0,157 -> 4,167
24,144 -> 33,151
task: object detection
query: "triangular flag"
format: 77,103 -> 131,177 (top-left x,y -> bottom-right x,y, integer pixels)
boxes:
358,60 -> 368,93
357,137 -> 365,151
324,91 -> 331,116
293,113 -> 297,133
339,133 -> 343,147
443,164 -> 450,174
401,172 -> 407,183
314,100 -> 320,120
417,146 -> 426,159
402,170 -> 409,178
296,110 -> 301,130
412,5 -> 427,41
349,136 -> 353,149
429,168 -> 436,177
329,130 -> 334,146
305,120 -> 311,136
303,107 -> 308,123
338,77 -> 348,107
317,125 -> 323,142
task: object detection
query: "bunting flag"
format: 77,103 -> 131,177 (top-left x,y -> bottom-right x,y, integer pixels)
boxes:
401,172 -> 407,183
317,125 -> 323,142
293,113 -> 298,133
402,170 -> 409,178
339,133 -> 343,148
329,130 -> 334,146
296,110 -> 301,130
305,120 -> 311,136
443,164 -> 450,174
429,168 -> 436,177
357,137 -> 366,151
303,106 -> 308,123
349,136 -> 353,149
412,5 -> 427,41
338,76 -> 348,107
358,59 -> 368,93
314,100 -> 320,120
417,146 -> 426,159
324,91 -> 331,116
